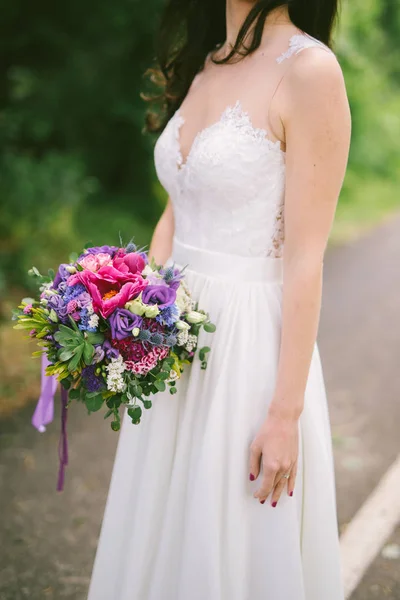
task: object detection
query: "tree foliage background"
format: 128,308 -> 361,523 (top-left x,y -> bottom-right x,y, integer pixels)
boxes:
1,0 -> 400,303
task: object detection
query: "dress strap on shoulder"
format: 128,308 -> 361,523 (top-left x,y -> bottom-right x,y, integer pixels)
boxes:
276,32 -> 333,64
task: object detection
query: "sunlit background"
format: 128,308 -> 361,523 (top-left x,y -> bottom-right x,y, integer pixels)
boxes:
1,1 -> 400,599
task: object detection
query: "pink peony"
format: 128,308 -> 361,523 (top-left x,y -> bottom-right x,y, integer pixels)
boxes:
113,252 -> 145,276
78,253 -> 113,272
68,266 -> 149,318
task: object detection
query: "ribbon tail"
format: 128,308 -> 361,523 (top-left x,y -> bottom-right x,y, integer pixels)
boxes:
32,353 -> 58,432
57,387 -> 69,492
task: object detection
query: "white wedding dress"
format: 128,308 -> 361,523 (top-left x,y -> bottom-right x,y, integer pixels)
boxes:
88,32 -> 344,600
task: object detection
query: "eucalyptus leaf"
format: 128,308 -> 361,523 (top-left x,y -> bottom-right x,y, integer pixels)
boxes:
154,380 -> 166,392
128,405 -> 142,423
69,388 -> 81,400
85,394 -> 104,412
203,322 -> 216,333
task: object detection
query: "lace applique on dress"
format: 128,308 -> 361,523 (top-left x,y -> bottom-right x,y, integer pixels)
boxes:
276,33 -> 333,64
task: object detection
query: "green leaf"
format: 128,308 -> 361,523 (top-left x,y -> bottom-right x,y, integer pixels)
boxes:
142,400 -> 152,409
203,322 -> 216,333
58,348 -> 76,362
48,268 -> 55,279
162,357 -> 175,368
68,315 -> 80,332
157,371 -> 170,380
104,409 -> 113,419
154,380 -> 166,392
83,341 -> 94,365
131,384 -> 143,396
85,394 -> 104,412
111,420 -> 120,431
69,389 -> 81,400
68,345 -> 84,371
199,346 -> 211,361
128,405 -> 142,423
86,331 -> 105,345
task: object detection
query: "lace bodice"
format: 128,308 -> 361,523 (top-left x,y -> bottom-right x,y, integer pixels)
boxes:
154,32 -> 333,258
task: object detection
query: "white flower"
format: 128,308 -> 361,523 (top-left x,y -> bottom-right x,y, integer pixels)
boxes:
186,311 -> 207,324
177,330 -> 189,346
105,356 -> 127,393
144,304 -> 160,318
65,265 -> 77,274
166,369 -> 179,383
132,327 -> 140,337
88,313 -> 99,329
175,320 -> 190,331
86,303 -> 94,315
142,265 -> 156,277
185,334 -> 198,353
175,282 -> 192,314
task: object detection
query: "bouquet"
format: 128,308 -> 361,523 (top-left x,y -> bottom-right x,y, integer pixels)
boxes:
12,240 -> 215,488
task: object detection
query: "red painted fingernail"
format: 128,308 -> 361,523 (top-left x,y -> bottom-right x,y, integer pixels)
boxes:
260,499 -> 265,504
272,501 -> 277,507
289,491 -> 293,497
249,473 -> 255,481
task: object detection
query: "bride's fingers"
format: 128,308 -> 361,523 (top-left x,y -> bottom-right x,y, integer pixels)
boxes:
248,443 -> 262,481
287,459 -> 298,497
270,473 -> 288,507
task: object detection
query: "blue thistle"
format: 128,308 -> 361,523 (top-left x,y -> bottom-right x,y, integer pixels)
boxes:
138,329 -> 151,342
165,334 -> 177,347
150,332 -> 164,346
125,242 -> 137,253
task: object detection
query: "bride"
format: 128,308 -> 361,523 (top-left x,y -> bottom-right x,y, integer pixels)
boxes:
88,0 -> 351,599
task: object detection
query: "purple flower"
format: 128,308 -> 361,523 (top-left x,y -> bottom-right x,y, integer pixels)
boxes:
93,346 -> 105,363
142,284 -> 176,309
47,294 -> 68,321
109,308 -> 142,340
53,264 -> 71,289
103,339 -> 120,359
82,365 -> 105,393
75,291 -> 92,309
80,245 -> 119,259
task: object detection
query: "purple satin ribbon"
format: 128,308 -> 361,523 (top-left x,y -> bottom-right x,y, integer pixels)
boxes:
32,353 -> 69,491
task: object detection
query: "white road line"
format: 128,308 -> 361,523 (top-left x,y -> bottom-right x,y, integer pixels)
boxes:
340,453 -> 400,599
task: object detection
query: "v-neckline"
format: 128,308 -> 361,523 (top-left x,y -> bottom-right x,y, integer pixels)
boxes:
173,100 -> 285,173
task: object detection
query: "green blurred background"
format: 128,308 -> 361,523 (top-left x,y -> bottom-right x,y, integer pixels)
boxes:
1,0 -> 400,415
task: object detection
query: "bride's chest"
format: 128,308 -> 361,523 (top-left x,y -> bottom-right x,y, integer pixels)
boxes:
154,101 -> 286,198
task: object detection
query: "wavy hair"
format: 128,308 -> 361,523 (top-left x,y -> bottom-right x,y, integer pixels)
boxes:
143,0 -> 340,132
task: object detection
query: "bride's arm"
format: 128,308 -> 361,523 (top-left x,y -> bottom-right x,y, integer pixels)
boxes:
250,49 -> 351,505
148,197 -> 175,265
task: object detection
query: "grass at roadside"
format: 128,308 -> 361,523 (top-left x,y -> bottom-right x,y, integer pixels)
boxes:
330,173 -> 400,245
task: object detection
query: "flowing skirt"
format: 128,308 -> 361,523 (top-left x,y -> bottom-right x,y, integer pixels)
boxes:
87,237 -> 344,600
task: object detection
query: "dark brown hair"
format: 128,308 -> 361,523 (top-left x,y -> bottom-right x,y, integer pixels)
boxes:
144,0 -> 340,132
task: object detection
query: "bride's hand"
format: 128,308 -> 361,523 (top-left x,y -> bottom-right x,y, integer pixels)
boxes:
249,408 -> 299,506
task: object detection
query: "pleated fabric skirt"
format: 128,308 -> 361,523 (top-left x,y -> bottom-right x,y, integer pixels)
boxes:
87,237 -> 344,600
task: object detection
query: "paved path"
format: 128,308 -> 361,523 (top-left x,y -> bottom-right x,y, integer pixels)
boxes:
1,212 -> 400,599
